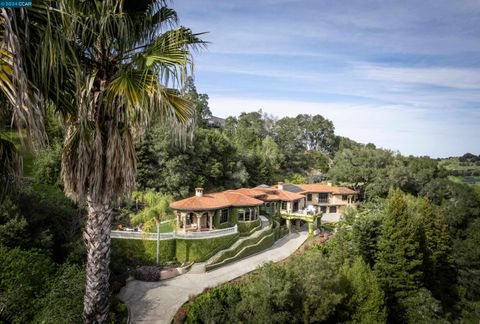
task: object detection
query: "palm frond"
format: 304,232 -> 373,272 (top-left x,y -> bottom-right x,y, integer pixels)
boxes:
0,137 -> 22,196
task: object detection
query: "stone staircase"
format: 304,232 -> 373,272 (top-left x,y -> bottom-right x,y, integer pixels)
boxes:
189,216 -> 271,273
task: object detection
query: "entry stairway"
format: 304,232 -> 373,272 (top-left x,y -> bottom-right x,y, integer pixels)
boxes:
189,216 -> 271,273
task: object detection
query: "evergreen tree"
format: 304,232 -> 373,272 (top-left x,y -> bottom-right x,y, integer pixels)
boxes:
340,257 -> 387,323
374,189 -> 423,303
417,198 -> 457,307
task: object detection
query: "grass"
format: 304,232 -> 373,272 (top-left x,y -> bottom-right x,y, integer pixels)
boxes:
439,157 -> 480,172
439,157 -> 480,189
160,221 -> 174,233
448,176 -> 480,189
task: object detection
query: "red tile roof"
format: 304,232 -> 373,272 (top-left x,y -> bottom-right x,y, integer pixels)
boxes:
170,191 -> 264,211
297,184 -> 357,195
229,188 -> 266,198
170,183 -> 357,211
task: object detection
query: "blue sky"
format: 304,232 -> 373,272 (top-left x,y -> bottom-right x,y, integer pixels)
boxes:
172,0 -> 480,157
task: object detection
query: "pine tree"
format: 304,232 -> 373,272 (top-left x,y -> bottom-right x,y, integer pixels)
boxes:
374,189 -> 423,302
417,198 -> 457,307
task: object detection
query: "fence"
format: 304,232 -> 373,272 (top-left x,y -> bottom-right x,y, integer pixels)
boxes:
111,225 -> 238,241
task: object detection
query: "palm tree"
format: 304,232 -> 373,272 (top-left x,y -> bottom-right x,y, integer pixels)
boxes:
1,1 -> 204,322
131,190 -> 173,266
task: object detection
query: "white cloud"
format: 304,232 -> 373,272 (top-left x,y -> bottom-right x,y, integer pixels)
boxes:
355,64 -> 480,90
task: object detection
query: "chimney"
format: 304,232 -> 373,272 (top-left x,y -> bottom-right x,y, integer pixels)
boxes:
195,188 -> 204,197
278,182 -> 284,190
327,181 -> 332,187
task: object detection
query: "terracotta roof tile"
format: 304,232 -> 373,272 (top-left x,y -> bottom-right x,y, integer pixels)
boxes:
229,188 -> 266,198
170,191 -> 264,211
297,184 -> 358,195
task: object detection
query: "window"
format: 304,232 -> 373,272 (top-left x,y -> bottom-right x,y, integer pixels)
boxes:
329,206 -> 337,213
307,193 -> 312,201
220,208 -> 229,224
266,202 -> 270,207
239,208 -> 258,221
238,209 -> 245,221
281,201 -> 287,210
318,193 -> 329,203
342,195 -> 348,201
320,206 -> 327,213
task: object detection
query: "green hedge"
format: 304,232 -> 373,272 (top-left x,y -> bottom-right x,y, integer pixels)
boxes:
213,225 -> 273,265
206,232 -> 276,271
237,219 -> 261,235
111,238 -> 176,273
175,233 -> 239,263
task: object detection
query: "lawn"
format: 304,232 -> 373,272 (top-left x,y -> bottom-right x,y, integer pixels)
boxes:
159,221 -> 174,233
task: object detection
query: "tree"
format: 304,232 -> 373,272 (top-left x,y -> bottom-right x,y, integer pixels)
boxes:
416,198 -> 456,307
131,191 -> 173,266
454,218 -> 480,301
339,258 -> 387,323
35,263 -> 86,324
352,211 -> 383,267
3,2 -> 204,321
273,117 -> 306,173
328,146 -> 395,198
237,262 -> 302,323
374,190 -> 423,304
0,247 -> 56,323
398,288 -> 446,324
181,76 -> 212,128
296,114 -> 336,155
290,250 -> 345,322
0,137 -> 21,196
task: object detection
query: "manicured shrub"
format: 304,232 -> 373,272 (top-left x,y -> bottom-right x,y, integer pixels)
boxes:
111,238 -> 176,273
237,219 -> 261,235
175,234 -> 239,262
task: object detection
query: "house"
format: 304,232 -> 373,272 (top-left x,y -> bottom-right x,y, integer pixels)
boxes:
170,183 -> 358,236
278,182 -> 357,215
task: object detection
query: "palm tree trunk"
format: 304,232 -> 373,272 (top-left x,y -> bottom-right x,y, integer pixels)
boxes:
83,197 -> 112,323
156,220 -> 160,267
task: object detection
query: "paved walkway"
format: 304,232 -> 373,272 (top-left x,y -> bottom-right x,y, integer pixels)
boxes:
118,230 -> 308,323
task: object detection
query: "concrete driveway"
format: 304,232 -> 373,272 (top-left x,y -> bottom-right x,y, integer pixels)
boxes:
119,230 -> 308,323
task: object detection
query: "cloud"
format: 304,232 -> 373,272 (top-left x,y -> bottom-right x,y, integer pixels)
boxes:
354,64 -> 480,90
173,0 -> 480,157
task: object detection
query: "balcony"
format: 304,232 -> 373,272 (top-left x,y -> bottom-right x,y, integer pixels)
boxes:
111,225 -> 238,241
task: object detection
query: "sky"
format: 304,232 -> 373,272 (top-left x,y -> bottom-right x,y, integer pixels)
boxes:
172,0 -> 480,158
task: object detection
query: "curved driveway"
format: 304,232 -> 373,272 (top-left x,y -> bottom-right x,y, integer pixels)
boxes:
119,230 -> 308,323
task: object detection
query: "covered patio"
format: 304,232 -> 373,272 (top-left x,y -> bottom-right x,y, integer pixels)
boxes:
176,211 -> 215,232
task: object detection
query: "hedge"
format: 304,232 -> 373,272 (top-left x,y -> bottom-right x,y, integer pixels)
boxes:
237,219 -> 261,235
206,231 -> 276,271
175,233 -> 239,263
111,238 -> 176,273
212,224 -> 273,265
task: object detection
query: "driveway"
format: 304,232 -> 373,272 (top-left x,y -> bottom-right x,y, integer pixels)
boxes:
119,230 -> 308,323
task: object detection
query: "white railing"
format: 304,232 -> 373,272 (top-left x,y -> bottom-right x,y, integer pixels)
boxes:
111,225 -> 238,241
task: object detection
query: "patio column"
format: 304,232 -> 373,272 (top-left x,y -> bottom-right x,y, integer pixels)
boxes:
209,213 -> 213,230
176,213 -> 180,231
196,214 -> 201,232
295,219 -> 301,231
182,214 -> 187,233
286,219 -> 291,232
